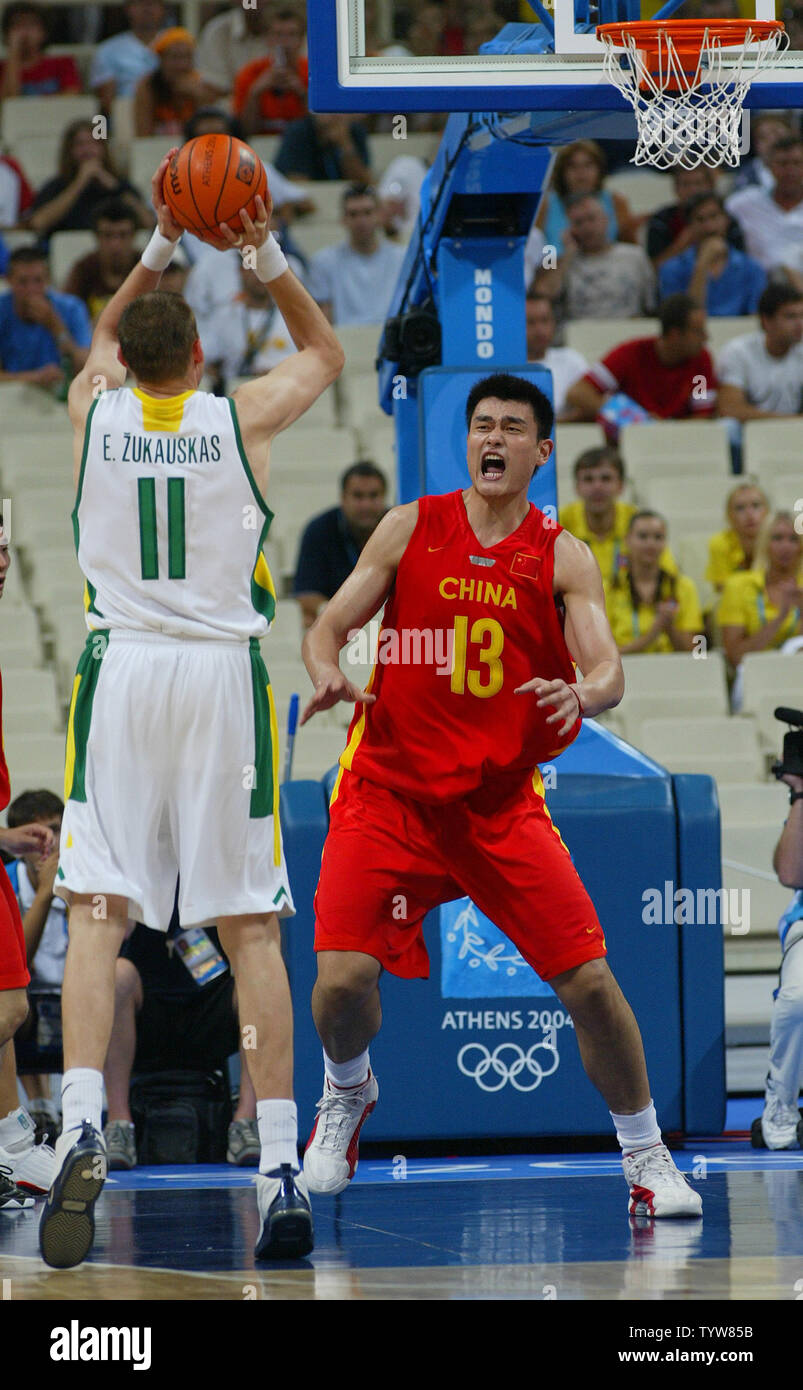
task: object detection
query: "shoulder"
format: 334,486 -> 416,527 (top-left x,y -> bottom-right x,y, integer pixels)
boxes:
554,527 -> 601,588
369,500 -> 420,563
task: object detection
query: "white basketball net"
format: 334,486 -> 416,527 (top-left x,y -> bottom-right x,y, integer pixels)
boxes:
600,25 -> 790,169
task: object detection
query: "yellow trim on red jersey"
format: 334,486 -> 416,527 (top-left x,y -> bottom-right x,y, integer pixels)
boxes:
531,766 -> 571,856
338,660 -> 378,773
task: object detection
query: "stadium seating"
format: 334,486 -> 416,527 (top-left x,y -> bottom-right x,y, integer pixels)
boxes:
606,170 -> 674,215
739,653 -> 803,753
620,420 -> 732,481
564,317 -> 659,365
717,779 -> 791,826
742,419 -> 802,486
635,714 -> 765,783
3,733 -> 67,800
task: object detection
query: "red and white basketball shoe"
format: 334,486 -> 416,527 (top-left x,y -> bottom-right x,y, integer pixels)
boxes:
303,1072 -> 379,1195
623,1143 -> 703,1218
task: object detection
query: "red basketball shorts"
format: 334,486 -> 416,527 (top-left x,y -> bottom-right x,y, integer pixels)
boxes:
0,858 -> 30,991
314,769 -> 606,982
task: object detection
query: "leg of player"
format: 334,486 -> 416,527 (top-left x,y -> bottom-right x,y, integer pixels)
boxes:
226,984 -> 260,1167
217,913 -> 313,1259
0,1029 -> 56,1195
550,958 -> 703,1219
103,957 -> 143,1170
303,950 -> 382,1196
0,996 -> 36,1207
39,893 -> 128,1268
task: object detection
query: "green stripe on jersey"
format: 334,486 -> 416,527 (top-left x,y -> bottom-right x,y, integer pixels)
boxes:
167,476 -> 186,579
249,638 -> 274,819
137,477 -> 158,580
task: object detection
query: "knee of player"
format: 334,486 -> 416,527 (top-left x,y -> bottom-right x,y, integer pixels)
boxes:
316,955 -> 379,1009
114,957 -> 142,1006
0,992 -> 29,1038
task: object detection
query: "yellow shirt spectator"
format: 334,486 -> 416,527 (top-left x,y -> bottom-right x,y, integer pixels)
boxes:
559,499 -> 677,590
706,529 -> 748,588
717,570 -> 803,648
608,572 -> 703,653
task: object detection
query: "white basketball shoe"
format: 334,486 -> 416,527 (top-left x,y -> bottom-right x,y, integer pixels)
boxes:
623,1143 -> 703,1218
303,1072 -> 379,1195
0,1107 -> 57,1194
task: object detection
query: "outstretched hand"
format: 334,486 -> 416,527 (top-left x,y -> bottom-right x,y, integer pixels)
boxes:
152,149 -> 184,242
514,676 -> 581,737
0,821 -> 56,858
300,668 -> 376,726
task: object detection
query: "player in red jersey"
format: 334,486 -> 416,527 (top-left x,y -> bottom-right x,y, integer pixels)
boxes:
0,513 -> 57,1208
300,373 -> 702,1220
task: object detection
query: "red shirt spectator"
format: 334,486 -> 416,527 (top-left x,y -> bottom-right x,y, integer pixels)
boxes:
566,294 -> 717,422
233,7 -> 309,136
0,3 -> 81,97
233,54 -> 308,132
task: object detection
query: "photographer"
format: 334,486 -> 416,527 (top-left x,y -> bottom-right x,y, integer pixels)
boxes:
757,710 -> 803,1149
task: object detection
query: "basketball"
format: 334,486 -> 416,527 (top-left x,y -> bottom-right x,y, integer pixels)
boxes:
163,134 -> 271,249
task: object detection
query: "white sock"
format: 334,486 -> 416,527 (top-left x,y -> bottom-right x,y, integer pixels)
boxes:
324,1049 -> 370,1089
256,1099 -> 298,1174
0,1107 -> 35,1151
60,1068 -> 103,1138
610,1100 -> 662,1155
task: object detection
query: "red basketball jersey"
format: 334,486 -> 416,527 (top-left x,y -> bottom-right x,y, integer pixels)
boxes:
339,490 -> 581,802
0,670 -> 9,811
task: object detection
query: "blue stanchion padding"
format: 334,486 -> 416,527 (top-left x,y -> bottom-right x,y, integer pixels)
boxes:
672,774 -> 727,1136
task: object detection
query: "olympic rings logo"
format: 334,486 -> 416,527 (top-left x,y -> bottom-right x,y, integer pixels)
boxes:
457,1040 -> 560,1092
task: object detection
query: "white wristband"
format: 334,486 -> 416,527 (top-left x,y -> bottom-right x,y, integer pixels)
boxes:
253,234 -> 288,283
141,229 -> 180,272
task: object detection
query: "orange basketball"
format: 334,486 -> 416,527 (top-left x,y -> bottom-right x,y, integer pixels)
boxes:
163,134 -> 270,249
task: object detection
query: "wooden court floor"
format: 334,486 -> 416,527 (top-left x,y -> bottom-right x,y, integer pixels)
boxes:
2,1147 -> 802,1302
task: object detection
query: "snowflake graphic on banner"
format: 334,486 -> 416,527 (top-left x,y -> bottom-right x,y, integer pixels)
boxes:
440,898 -> 555,1000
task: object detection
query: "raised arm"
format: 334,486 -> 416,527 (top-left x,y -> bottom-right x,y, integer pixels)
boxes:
300,503 -> 419,724
554,530 -> 624,717
66,149 -> 184,431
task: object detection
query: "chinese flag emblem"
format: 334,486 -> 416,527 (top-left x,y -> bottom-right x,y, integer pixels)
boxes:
511,552 -> 541,578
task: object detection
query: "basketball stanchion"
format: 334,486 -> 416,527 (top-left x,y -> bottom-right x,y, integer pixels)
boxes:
283,691 -> 299,783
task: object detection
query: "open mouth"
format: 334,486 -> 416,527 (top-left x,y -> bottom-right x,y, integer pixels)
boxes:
481,453 -> 505,479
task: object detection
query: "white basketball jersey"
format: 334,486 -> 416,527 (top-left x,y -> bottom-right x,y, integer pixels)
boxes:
73,387 -> 276,639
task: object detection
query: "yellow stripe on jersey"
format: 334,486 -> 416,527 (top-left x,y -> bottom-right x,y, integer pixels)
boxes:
338,661 -> 378,772
329,766 -> 345,806
132,388 -> 195,433
64,673 -> 81,801
531,767 -> 572,856
267,683 -> 281,866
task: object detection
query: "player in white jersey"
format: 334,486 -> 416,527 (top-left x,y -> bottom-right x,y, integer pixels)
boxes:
39,152 -> 344,1268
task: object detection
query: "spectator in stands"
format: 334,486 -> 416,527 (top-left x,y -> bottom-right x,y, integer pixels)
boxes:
565,293 -> 717,425
0,152 -> 34,229
104,897 -> 260,1170
25,119 -> 153,238
731,112 -> 794,193
295,463 -> 388,629
196,0 -> 277,102
0,2 -> 81,98
0,246 -> 90,386
202,264 -> 296,392
706,481 -> 770,594
717,284 -> 803,422
308,184 -> 406,326
535,140 -> 639,257
785,1 -> 803,50
607,511 -> 703,654
133,27 -> 211,136
233,7 -> 309,137
381,4 -> 446,56
658,192 -> 766,317
525,291 -> 588,420
378,150 -> 430,240
62,197 -> 140,324
5,790 -> 65,1143
719,511 -> 803,676
533,194 -> 655,322
647,166 -> 745,267
89,0 -> 163,110
275,112 -> 373,184
726,137 -> 803,272
558,446 -> 676,592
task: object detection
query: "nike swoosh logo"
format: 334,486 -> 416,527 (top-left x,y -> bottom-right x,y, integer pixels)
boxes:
428,545 -> 446,552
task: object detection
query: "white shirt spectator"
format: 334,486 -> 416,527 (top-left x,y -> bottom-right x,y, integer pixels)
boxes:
15,860 -> 68,988
717,331 -> 803,414
377,155 -> 427,239
88,31 -> 158,98
186,247 -> 304,344
195,9 -> 274,95
201,297 -> 295,381
0,159 -> 26,226
308,238 -> 406,325
724,185 -> 803,271
535,346 -> 589,415
524,221 -> 546,290
564,243 -> 655,321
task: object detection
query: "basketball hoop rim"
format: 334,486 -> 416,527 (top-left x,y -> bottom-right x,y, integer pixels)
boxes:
596,17 -> 786,56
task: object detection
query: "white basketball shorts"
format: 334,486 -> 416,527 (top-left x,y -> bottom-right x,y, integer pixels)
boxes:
54,629 -> 294,930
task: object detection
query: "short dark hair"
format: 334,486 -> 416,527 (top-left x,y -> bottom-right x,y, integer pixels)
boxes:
91,197 -> 138,231
758,283 -> 803,320
684,190 -> 725,218
118,291 -> 198,383
342,183 -> 378,211
627,508 -> 665,534
525,290 -> 554,309
6,789 -> 64,830
573,445 -> 624,482
658,293 -> 701,335
341,461 -> 387,492
183,106 -> 243,143
465,372 -> 554,442
2,2 -> 47,40
8,246 -> 48,271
